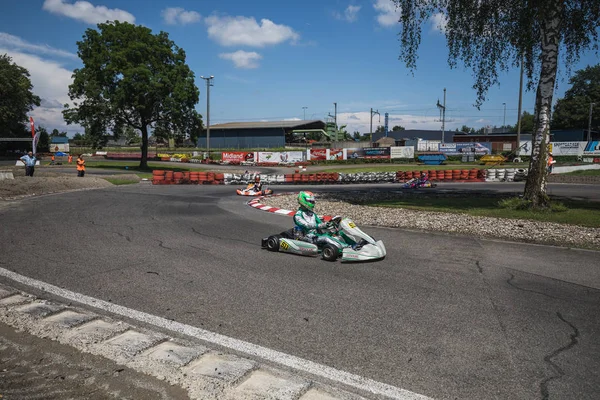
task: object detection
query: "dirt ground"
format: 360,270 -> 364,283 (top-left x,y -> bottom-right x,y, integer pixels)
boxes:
0,167 -> 140,200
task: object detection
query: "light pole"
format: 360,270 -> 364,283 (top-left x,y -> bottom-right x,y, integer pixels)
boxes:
302,107 -> 307,120
516,55 -> 524,156
436,88 -> 446,143
370,108 -> 380,138
588,102 -> 596,141
502,102 -> 507,133
333,102 -> 337,143
200,75 -> 214,158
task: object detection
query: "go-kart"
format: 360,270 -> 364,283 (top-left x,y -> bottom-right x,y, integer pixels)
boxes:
236,183 -> 273,196
402,178 -> 437,189
261,216 -> 386,262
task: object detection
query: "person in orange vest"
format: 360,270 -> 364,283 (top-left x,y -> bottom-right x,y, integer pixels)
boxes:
50,154 -> 55,165
68,154 -> 73,164
77,154 -> 86,177
547,152 -> 556,174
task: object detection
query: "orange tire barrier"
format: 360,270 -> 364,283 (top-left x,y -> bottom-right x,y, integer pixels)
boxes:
152,170 -> 165,176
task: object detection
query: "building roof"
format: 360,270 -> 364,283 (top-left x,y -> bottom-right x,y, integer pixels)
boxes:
208,120 -> 324,130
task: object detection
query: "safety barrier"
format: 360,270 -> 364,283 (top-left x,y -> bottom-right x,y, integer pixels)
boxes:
151,169 -> 502,185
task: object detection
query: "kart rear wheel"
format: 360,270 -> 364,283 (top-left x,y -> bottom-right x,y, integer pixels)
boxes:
266,236 -> 280,252
322,244 -> 338,262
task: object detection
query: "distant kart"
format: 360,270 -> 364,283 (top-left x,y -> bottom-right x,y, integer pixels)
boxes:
261,216 -> 386,262
236,184 -> 273,196
402,178 -> 437,189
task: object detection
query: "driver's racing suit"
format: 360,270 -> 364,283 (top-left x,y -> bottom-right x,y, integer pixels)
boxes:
293,208 -> 342,247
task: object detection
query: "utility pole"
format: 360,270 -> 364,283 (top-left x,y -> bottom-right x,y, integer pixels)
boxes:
502,102 -> 507,133
370,108 -> 380,138
302,107 -> 307,120
436,88 -> 446,143
333,102 -> 337,143
200,75 -> 214,158
516,54 -> 524,156
588,102 -> 596,142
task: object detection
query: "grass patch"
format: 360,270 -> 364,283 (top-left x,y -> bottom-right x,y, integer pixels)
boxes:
104,177 -> 140,185
371,196 -> 600,227
85,161 -> 200,172
563,169 -> 600,176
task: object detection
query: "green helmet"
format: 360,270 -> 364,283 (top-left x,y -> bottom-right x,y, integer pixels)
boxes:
297,191 -> 315,211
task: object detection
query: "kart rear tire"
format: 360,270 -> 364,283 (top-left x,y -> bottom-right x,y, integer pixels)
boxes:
322,244 -> 338,262
266,236 -> 280,252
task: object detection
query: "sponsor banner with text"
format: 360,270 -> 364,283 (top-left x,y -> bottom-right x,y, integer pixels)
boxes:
390,146 -> 414,159
345,147 -> 390,159
258,151 -> 304,163
222,152 -> 255,163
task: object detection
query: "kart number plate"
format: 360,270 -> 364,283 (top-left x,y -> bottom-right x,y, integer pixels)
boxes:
348,222 -> 357,228
280,241 -> 289,250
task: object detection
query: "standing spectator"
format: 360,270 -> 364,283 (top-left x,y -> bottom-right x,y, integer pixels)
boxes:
77,154 -> 86,177
50,154 -> 55,165
68,154 -> 73,164
547,152 -> 556,174
20,151 -> 37,177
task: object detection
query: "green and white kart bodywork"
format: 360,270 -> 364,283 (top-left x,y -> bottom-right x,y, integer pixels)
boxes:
261,216 -> 386,262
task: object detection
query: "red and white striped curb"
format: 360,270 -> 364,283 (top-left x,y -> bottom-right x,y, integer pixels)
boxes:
247,193 -> 333,221
247,194 -> 295,216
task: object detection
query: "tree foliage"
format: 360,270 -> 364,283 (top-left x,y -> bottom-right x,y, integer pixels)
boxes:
63,21 -> 201,168
392,0 -> 600,208
0,54 -> 40,137
37,126 -> 50,153
392,125 -> 405,131
552,64 -> 600,130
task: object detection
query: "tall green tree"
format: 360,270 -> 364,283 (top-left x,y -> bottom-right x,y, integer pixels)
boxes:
0,54 -> 40,137
37,126 -> 50,153
392,0 -> 600,208
63,21 -> 200,169
392,125 -> 405,131
552,64 -> 600,132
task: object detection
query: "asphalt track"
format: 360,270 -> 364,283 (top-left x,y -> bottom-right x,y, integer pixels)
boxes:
1,182 -> 599,400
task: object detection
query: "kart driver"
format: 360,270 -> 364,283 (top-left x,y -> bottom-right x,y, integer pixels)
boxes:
252,175 -> 263,192
294,191 -> 334,245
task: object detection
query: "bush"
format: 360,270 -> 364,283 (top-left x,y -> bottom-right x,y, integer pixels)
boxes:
498,197 -> 569,212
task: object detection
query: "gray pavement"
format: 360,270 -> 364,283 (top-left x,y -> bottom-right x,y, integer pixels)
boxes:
0,183 -> 599,399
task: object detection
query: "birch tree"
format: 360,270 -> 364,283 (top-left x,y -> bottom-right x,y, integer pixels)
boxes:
392,0 -> 600,207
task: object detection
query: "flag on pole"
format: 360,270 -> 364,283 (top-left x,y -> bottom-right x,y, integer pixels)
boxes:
30,117 -> 40,155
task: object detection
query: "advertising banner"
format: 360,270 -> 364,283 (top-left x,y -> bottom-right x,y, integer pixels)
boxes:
438,142 -> 490,155
583,141 -> 600,156
390,146 -> 414,159
328,149 -> 344,160
345,147 -> 390,159
51,143 -> 70,153
309,148 -> 327,161
258,151 -> 304,163
222,151 -> 255,164
552,142 -> 586,156
519,141 -> 533,155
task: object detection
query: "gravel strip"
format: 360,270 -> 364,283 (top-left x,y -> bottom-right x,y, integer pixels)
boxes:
260,192 -> 600,250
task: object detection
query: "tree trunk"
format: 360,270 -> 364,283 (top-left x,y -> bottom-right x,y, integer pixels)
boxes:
140,124 -> 149,170
523,0 -> 562,208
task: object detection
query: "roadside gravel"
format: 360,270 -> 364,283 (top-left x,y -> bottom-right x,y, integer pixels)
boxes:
259,192 -> 600,250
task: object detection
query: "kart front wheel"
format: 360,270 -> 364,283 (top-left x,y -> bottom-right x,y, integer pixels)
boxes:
322,244 -> 338,262
266,236 -> 280,252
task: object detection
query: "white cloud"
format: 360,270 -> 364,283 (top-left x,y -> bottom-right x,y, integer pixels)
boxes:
373,0 -> 400,27
161,7 -> 201,25
284,118 -> 302,121
1,47 -> 82,134
0,32 -> 78,59
337,111 -> 466,134
430,13 -> 448,33
334,5 -> 361,22
205,15 -> 299,47
42,0 -> 135,24
219,50 -> 262,69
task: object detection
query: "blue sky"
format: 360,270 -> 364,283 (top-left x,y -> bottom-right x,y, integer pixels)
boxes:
0,0 -> 598,136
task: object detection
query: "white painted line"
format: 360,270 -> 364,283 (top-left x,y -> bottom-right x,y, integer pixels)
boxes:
0,267 -> 432,400
275,209 -> 294,215
259,206 -> 273,211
